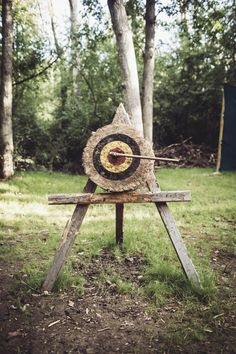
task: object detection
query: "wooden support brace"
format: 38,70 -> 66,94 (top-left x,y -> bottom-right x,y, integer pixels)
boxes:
42,179 -> 97,292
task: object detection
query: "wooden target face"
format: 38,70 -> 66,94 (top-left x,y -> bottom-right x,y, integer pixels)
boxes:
83,124 -> 154,192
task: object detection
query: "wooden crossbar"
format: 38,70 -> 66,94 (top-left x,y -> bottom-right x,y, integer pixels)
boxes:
48,191 -> 191,205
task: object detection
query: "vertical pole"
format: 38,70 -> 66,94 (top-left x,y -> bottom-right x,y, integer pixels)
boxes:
116,203 -> 124,245
216,88 -> 225,173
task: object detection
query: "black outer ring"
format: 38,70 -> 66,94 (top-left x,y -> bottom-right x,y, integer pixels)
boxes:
93,134 -> 141,180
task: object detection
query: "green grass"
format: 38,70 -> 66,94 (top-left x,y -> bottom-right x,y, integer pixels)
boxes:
1,168 -> 235,349
0,169 -> 235,300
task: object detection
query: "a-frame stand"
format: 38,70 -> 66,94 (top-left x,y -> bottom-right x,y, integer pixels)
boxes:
42,105 -> 201,292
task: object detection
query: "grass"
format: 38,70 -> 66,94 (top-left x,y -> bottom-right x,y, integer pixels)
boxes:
0,169 -> 235,297
1,168 -> 235,350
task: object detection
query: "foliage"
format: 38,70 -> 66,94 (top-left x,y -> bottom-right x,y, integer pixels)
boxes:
7,0 -> 52,165
48,34 -> 122,171
13,0 -> 45,85
1,0 -> 235,170
153,0 -> 236,148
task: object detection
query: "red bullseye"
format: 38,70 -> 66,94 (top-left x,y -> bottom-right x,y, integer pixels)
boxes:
108,147 -> 126,165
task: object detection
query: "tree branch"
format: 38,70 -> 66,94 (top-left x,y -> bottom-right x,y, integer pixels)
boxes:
13,56 -> 60,86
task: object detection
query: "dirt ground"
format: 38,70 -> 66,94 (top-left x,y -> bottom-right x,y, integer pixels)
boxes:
0,249 -> 236,354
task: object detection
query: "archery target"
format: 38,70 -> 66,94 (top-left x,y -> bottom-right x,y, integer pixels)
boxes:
83,123 -> 154,192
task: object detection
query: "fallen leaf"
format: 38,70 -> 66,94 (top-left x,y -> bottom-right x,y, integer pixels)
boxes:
8,330 -> 22,339
68,300 -> 74,307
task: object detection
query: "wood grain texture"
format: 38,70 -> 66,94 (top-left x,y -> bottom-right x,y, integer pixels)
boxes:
107,1 -> 143,135
48,191 -> 191,205
147,174 -> 201,288
157,202 -> 201,288
116,203 -> 124,245
142,0 -> 156,142
42,179 -> 97,292
0,0 -> 14,178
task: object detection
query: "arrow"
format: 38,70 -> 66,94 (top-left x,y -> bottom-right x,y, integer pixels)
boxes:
109,151 -> 179,162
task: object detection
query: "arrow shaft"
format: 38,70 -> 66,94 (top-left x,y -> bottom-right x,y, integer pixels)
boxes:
109,151 -> 179,162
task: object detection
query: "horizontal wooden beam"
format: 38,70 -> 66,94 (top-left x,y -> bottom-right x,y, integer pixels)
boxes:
48,191 -> 191,205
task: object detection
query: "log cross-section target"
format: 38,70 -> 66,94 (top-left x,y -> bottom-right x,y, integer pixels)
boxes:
42,103 -> 201,292
83,124 -> 155,192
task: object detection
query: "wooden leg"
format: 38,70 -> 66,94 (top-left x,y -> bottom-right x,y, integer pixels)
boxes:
156,202 -> 201,288
147,173 -> 201,288
42,179 -> 96,292
116,203 -> 124,245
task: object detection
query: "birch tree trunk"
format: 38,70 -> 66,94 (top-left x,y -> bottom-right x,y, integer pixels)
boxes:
48,0 -> 61,55
0,0 -> 14,179
107,0 -> 143,136
69,0 -> 80,97
142,0 -> 156,143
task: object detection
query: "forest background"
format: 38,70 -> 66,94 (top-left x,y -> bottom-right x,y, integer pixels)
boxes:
1,0 -> 235,173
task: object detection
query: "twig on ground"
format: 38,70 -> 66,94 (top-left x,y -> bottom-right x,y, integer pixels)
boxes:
48,319 -> 61,328
20,279 -> 41,294
97,327 -> 111,332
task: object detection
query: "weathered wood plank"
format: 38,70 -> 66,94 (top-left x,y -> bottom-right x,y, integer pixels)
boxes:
147,175 -> 201,289
116,203 -> 124,245
48,191 -> 191,205
42,179 -> 97,292
157,202 -> 201,288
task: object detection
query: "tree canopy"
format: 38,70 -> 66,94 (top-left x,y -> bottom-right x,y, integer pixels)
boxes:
0,0 -> 235,173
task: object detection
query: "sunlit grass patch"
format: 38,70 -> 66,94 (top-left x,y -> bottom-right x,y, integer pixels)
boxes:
2,171 -> 87,196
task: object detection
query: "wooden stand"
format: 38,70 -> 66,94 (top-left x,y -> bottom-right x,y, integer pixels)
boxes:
42,105 -> 201,292
42,181 -> 200,291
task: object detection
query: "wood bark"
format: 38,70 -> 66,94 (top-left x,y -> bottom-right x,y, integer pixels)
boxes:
116,203 -> 124,245
180,0 -> 190,23
147,175 -> 201,289
142,0 -> 156,143
216,89 -> 225,172
48,191 -> 191,205
107,0 -> 143,136
42,179 -> 97,292
69,0 -> 80,97
0,0 -> 14,179
48,0 -> 61,55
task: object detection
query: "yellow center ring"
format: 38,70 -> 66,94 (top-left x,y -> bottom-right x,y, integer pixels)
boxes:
100,141 -> 133,173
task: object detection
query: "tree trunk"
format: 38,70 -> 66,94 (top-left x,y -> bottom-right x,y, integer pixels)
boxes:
142,0 -> 156,143
48,0 -> 67,111
179,0 -> 189,33
0,0 -> 14,179
48,0 -> 61,55
107,0 -> 143,136
69,0 -> 80,97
